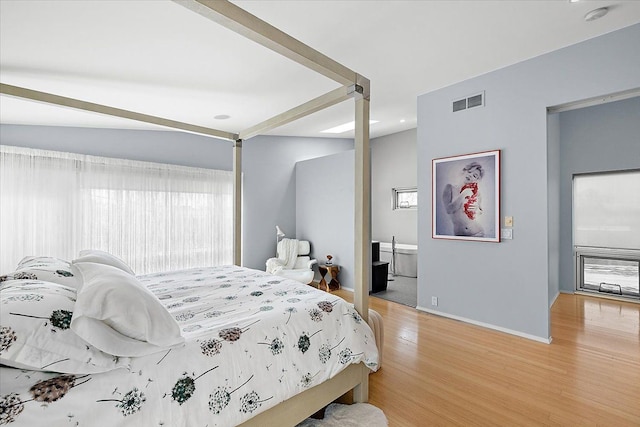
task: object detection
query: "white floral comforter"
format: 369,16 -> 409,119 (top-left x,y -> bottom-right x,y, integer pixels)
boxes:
0,266 -> 379,426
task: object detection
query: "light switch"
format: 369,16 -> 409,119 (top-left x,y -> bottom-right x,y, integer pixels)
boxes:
504,216 -> 513,227
501,229 -> 513,240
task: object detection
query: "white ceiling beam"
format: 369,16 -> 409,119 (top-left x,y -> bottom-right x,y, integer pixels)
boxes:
0,83 -> 237,141
173,0 -> 358,86
239,85 -> 355,140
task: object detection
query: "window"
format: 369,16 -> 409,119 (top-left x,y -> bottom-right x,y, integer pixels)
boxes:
575,248 -> 639,299
0,146 -> 233,274
392,187 -> 417,210
573,170 -> 640,300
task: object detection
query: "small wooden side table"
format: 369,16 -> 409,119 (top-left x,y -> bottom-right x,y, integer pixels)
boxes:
318,264 -> 340,292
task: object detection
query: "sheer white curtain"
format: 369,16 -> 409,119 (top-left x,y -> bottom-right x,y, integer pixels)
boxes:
1,145 -> 233,274
0,146 -> 79,269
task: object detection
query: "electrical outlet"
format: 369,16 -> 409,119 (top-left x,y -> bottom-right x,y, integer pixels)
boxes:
431,296 -> 438,306
501,228 -> 513,240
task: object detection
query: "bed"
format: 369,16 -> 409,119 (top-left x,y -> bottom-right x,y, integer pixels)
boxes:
0,0 -> 374,425
1,256 -> 378,426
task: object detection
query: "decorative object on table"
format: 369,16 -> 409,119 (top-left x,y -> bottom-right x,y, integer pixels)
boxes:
326,255 -> 333,265
432,149 -> 500,243
318,264 -> 340,292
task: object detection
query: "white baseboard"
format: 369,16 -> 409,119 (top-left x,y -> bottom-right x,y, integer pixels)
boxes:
343,285 -> 552,344
416,305 -> 552,344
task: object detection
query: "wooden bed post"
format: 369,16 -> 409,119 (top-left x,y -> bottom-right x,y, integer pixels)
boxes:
233,139 -> 242,266
353,79 -> 371,324
353,78 -> 371,403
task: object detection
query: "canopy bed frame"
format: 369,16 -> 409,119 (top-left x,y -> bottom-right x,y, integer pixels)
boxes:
0,1 -> 372,425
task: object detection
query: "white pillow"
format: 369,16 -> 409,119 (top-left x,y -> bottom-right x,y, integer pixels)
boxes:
73,249 -> 135,275
1,256 -> 80,289
17,255 -> 70,270
71,262 -> 184,357
298,240 -> 310,256
0,279 -> 129,374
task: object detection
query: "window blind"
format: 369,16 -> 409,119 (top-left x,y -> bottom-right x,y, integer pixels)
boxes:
573,170 -> 640,250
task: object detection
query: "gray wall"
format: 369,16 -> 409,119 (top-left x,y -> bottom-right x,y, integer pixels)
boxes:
371,128 -> 417,246
0,124 -> 233,170
557,96 -> 640,293
295,128 -> 418,290
0,124 -> 352,270
417,24 -> 640,341
547,114 -> 561,307
296,151 -> 357,289
242,135 -> 352,270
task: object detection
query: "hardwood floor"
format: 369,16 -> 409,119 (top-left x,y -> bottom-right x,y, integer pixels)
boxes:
334,290 -> 640,426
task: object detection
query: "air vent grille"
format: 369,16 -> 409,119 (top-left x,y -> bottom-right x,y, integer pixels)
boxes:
452,91 -> 485,112
452,99 -> 467,112
467,94 -> 483,108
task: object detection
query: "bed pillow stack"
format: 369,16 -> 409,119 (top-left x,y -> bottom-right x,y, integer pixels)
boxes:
70,257 -> 184,357
1,250 -> 184,375
0,277 -> 129,374
1,256 -> 81,289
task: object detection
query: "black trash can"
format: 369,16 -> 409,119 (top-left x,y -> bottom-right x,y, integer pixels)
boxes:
372,261 -> 389,293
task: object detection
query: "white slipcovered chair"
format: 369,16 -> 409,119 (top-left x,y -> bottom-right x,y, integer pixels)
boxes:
266,238 -> 317,284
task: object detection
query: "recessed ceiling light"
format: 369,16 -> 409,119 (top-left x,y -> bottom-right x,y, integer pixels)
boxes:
214,114 -> 231,120
320,120 -> 379,134
400,119 -> 406,123
584,7 -> 608,21
569,0 -> 580,3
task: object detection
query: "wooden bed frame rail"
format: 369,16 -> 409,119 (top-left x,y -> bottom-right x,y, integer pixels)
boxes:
239,363 -> 367,426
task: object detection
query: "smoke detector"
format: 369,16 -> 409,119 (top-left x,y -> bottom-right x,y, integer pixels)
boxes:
584,7 -> 608,22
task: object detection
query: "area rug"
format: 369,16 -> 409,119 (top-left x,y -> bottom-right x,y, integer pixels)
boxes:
372,274 -> 417,307
296,403 -> 388,426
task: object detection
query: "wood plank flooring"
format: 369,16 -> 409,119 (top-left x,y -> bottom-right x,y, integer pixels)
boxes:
334,290 -> 640,426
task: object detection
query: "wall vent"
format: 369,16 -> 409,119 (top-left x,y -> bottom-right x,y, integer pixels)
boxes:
452,99 -> 467,112
452,91 -> 485,112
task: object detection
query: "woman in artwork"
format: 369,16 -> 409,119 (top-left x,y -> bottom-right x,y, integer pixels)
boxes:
442,162 -> 485,237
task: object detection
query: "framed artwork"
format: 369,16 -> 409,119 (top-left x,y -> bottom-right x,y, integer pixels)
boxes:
432,149 -> 500,242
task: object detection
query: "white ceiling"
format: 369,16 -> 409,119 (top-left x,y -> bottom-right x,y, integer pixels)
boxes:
1,0 -> 639,140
